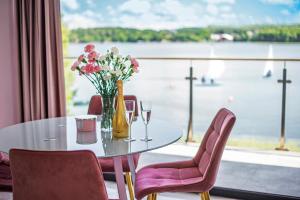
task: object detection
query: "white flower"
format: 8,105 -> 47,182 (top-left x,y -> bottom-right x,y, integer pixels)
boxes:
111,46 -> 119,55
102,65 -> 110,71
115,69 -> 122,76
110,70 -> 116,74
103,74 -> 111,81
99,55 -> 106,61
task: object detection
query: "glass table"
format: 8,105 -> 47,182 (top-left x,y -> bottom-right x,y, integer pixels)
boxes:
0,117 -> 182,200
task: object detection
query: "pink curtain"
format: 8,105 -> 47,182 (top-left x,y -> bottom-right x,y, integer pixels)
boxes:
12,0 -> 66,122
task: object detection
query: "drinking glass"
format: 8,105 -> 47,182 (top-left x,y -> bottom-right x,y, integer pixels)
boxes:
124,100 -> 136,142
140,101 -> 152,141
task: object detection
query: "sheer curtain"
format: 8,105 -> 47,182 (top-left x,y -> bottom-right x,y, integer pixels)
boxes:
12,0 -> 66,122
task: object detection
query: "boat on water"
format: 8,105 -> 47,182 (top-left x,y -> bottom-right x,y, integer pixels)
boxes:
263,45 -> 274,78
197,46 -> 225,86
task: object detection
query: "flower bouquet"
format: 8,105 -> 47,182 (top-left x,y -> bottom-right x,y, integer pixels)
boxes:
71,44 -> 139,131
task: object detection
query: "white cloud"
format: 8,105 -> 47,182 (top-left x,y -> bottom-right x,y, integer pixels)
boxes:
204,0 -> 235,4
62,10 -> 103,29
265,16 -> 274,24
261,0 -> 294,5
61,0 -> 79,10
206,4 -> 219,15
115,0 -> 206,29
220,5 -> 232,12
119,0 -> 151,14
62,0 -> 241,29
107,6 -> 116,16
87,0 -> 96,6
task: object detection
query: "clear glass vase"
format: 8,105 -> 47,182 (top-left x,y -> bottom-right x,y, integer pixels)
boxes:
101,96 -> 115,132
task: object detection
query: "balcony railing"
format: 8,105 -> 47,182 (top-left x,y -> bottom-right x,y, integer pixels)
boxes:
64,56 -> 300,151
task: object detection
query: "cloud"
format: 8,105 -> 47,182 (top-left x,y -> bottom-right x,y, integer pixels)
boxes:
206,4 -> 219,15
265,16 -> 274,24
63,10 -> 102,29
204,0 -> 235,4
61,0 -> 79,10
61,0 -> 294,29
220,5 -> 232,12
115,0 -> 206,29
119,0 -> 151,14
86,0 -> 96,6
261,0 -> 294,5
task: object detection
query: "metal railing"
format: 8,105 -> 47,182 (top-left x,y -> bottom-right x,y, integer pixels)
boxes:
65,56 -> 300,150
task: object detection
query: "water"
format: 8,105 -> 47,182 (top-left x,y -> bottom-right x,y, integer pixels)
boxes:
67,42 -> 300,142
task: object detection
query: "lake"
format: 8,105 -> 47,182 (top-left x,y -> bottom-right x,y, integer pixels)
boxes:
67,42 -> 300,143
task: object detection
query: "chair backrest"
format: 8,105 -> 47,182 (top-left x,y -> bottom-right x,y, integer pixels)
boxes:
193,108 -> 236,187
9,149 -> 109,200
88,95 -> 139,117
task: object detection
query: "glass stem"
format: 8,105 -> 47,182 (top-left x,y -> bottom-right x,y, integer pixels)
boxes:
145,124 -> 148,140
129,124 -> 132,140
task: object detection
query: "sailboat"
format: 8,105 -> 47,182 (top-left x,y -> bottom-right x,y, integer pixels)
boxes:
263,45 -> 274,78
199,46 -> 225,86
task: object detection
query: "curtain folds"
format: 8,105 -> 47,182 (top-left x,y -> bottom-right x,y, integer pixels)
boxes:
13,0 -> 66,122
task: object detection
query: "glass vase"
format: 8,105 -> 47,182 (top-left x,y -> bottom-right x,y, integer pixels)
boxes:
101,96 -> 115,132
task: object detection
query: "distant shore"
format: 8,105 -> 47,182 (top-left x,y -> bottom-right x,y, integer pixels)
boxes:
68,25 -> 300,43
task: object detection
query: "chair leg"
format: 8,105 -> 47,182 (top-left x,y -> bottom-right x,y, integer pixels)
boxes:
200,191 -> 211,200
125,172 -> 135,200
147,194 -> 153,200
153,193 -> 157,200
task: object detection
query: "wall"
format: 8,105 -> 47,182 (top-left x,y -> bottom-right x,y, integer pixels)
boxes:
0,0 -> 21,128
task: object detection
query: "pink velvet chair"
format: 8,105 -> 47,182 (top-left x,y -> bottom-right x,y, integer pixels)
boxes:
134,108 -> 236,200
88,95 -> 140,200
9,149 -> 109,200
0,151 -> 12,190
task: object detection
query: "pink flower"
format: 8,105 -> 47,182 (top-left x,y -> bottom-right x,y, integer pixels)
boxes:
130,57 -> 139,73
71,61 -> 79,71
88,51 -> 97,60
78,54 -> 84,63
84,44 -> 95,53
94,66 -> 102,72
81,63 -> 95,74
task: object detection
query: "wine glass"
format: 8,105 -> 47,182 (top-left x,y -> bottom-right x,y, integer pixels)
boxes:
140,101 -> 152,141
124,100 -> 136,142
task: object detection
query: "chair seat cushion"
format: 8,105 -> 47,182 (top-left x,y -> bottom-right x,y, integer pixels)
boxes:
98,153 -> 140,172
0,152 -> 12,187
0,152 -> 9,165
135,163 -> 204,200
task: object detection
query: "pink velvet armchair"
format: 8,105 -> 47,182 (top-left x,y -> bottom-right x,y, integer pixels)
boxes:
134,108 -> 236,200
9,149 -> 109,200
0,151 -> 12,190
88,95 -> 140,200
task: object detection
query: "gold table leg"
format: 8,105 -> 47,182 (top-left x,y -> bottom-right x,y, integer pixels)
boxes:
125,172 -> 134,200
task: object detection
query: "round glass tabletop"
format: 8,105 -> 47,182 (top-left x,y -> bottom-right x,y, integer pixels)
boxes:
0,117 -> 182,158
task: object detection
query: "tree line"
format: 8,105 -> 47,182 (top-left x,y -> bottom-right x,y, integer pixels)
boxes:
69,25 -> 300,43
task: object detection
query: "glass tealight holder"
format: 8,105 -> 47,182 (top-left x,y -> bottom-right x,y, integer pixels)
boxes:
75,115 -> 97,132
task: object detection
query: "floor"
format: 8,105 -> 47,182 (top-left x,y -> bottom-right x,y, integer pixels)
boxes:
0,180 -> 238,200
140,148 -> 300,198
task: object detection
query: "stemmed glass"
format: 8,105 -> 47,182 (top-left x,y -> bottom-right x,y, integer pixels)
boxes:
124,100 -> 136,142
140,101 -> 152,141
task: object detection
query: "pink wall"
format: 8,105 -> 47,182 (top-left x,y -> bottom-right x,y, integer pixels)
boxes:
0,0 -> 22,128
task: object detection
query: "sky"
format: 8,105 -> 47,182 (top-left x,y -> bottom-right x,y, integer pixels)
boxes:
61,0 -> 300,30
